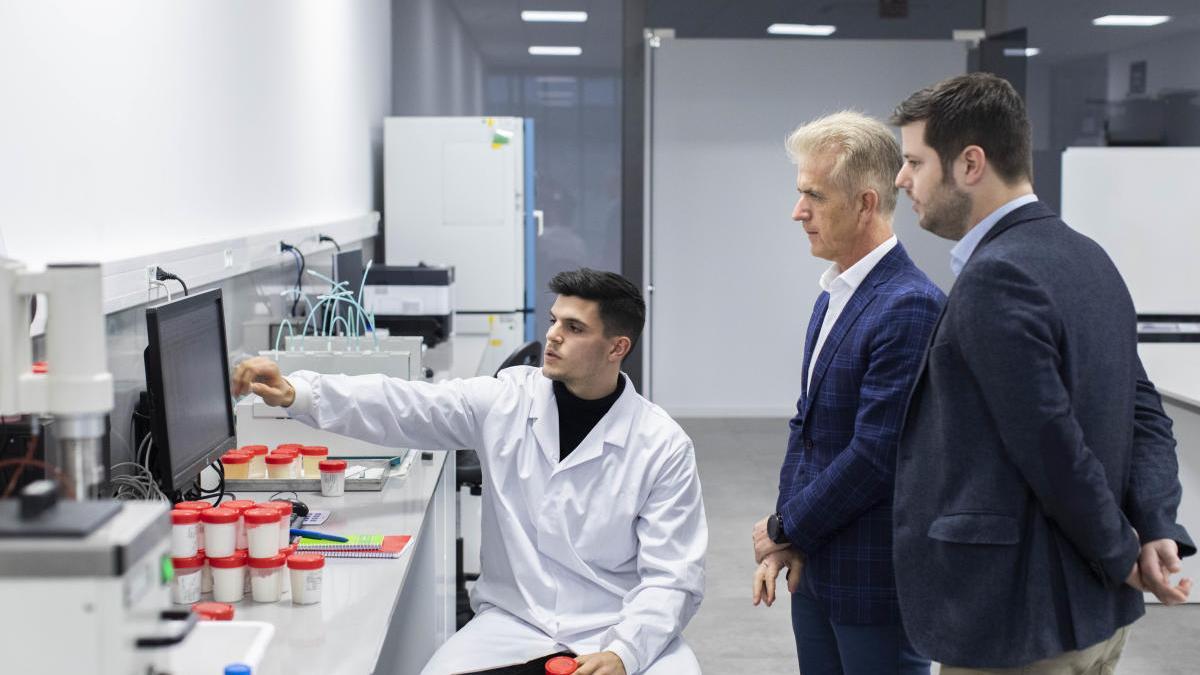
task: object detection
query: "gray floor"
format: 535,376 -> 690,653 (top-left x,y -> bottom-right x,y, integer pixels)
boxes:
679,417 -> 1200,674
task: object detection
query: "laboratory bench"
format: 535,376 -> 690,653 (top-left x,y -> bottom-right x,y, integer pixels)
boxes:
232,451 -> 456,674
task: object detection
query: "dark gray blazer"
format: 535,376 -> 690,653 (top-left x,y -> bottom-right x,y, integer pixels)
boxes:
893,201 -> 1195,668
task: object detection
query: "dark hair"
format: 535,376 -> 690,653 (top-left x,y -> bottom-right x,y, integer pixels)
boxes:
548,268 -> 645,350
890,72 -> 1032,185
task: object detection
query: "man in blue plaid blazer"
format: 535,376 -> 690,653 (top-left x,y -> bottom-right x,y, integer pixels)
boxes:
751,111 -> 944,674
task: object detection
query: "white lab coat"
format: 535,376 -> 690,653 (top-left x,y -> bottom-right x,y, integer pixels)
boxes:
286,365 -> 707,674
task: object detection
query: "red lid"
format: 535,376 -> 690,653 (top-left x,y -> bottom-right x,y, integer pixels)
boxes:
285,543 -> 298,556
170,509 -> 200,525
286,553 -> 325,570
243,507 -> 280,525
267,501 -> 295,517
272,448 -> 299,457
318,459 -> 347,472
221,452 -> 250,465
300,445 -> 329,456
32,361 -> 48,374
175,500 -> 213,512
265,455 -> 293,465
191,602 -> 234,621
208,553 -> 248,569
171,553 -> 205,570
248,553 -> 286,569
545,657 -> 578,675
241,445 -> 269,456
275,443 -> 303,451
199,507 -> 238,524
223,500 -> 256,513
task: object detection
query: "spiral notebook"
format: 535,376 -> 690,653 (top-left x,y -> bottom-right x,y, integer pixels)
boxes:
296,534 -> 411,559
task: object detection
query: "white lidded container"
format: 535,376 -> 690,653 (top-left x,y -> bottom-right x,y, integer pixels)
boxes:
266,501 -> 294,549
242,445 -> 269,478
222,500 -> 257,550
171,553 -> 205,604
265,454 -> 293,479
174,501 -> 212,549
287,553 -> 325,605
244,507 -> 282,559
170,509 -> 199,558
249,553 -> 286,603
199,549 -> 213,593
199,507 -> 238,558
319,459 -> 348,497
209,551 -> 248,603
300,445 -> 329,478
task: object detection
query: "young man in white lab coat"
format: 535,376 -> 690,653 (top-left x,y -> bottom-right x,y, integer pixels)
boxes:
233,269 -> 707,675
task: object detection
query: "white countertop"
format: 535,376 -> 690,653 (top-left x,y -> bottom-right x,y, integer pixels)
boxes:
228,453 -> 448,675
1138,343 -> 1200,409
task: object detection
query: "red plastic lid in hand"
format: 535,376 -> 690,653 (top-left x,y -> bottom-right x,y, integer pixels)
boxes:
545,656 -> 578,675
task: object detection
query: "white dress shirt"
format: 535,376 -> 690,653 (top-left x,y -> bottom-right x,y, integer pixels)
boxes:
949,193 -> 1038,277
807,235 -> 898,396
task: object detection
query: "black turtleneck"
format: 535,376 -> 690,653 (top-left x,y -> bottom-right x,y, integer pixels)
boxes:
553,376 -> 626,461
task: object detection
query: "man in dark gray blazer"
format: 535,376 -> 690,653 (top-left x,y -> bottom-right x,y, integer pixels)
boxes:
889,72 -> 1194,673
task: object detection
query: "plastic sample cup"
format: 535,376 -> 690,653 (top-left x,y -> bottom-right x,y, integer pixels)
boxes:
280,543 -> 299,597
210,552 -> 248,603
221,451 -> 252,480
239,445 -> 269,478
170,509 -> 199,558
267,501 -> 294,548
319,459 -> 348,497
171,554 -> 204,605
192,601 -> 235,621
249,554 -> 286,603
274,448 -> 300,478
546,656 -> 578,675
287,553 -> 325,605
300,446 -> 329,477
244,508 -> 282,559
175,501 -> 213,549
198,549 -> 213,593
199,508 -> 238,558
223,500 -> 257,550
266,454 -> 293,479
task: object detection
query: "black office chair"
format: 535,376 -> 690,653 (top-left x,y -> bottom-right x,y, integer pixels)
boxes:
455,341 -> 543,629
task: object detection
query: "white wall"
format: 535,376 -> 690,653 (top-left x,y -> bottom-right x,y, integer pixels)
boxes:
1107,28 -> 1200,100
391,0 -> 484,117
0,0 -> 391,267
648,39 -> 965,416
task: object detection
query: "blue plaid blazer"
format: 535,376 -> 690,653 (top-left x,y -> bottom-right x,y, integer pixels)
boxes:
776,242 -> 944,625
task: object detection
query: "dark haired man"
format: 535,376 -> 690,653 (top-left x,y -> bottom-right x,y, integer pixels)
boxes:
233,268 -> 706,675
891,72 -> 1193,673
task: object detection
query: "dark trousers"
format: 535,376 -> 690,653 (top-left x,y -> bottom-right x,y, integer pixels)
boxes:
791,590 -> 930,675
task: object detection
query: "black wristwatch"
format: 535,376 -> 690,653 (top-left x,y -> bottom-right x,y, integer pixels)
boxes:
767,512 -> 789,545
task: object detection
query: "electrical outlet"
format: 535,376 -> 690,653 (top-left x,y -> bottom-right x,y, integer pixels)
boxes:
146,265 -> 158,285
223,248 -> 234,269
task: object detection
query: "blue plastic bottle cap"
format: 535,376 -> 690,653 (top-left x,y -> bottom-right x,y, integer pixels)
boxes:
224,664 -> 252,675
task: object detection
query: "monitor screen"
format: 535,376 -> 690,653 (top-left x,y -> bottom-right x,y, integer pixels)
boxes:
334,250 -> 364,303
144,289 -> 236,494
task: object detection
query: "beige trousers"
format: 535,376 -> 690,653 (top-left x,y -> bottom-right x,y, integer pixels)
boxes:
940,626 -> 1130,675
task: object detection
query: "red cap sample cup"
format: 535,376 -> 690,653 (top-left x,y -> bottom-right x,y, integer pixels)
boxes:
192,601 -> 235,621
546,656 -> 578,675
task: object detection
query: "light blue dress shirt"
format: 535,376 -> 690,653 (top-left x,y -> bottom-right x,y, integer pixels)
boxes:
950,193 -> 1038,277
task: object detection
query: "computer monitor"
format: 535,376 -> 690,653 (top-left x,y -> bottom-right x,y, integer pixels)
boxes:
334,250 -> 365,304
144,289 -> 237,495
